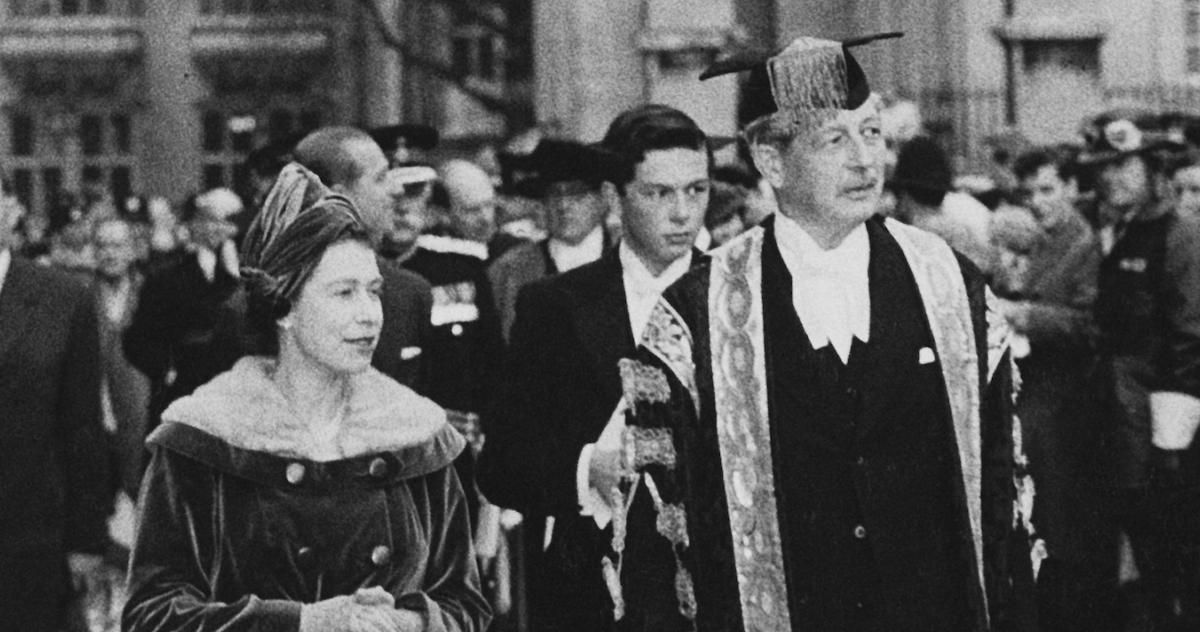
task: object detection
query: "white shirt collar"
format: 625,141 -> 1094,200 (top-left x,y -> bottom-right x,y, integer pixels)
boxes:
548,226 -> 604,273
619,242 -> 692,340
773,213 -> 871,362
0,248 -> 11,299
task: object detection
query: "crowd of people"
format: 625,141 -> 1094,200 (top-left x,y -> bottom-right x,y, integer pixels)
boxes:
3,27 -> 1200,632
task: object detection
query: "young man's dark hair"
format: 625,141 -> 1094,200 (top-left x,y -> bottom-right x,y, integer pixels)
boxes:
599,104 -> 712,192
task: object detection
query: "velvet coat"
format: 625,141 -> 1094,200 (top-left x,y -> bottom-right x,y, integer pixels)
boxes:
122,358 -> 491,632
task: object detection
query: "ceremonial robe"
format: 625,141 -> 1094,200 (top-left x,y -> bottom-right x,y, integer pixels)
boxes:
615,216 -> 1037,631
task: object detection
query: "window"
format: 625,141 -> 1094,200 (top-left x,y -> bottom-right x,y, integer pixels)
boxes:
10,113 -> 34,157
197,0 -> 332,15
2,109 -> 137,225
1188,0 -> 1200,74
8,0 -> 137,16
451,24 -> 505,82
199,105 -> 324,193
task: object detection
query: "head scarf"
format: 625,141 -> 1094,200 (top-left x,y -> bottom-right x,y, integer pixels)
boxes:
239,162 -> 364,303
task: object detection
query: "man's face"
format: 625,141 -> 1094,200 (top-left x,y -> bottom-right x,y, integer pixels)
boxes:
1019,164 -> 1073,226
616,147 -> 709,275
1098,154 -> 1152,211
447,175 -> 498,245
1172,165 -> 1200,217
95,221 -> 137,279
545,182 -> 606,245
338,139 -> 393,240
767,101 -> 886,228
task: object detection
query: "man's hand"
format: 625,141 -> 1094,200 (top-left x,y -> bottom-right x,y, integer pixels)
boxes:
588,447 -> 624,508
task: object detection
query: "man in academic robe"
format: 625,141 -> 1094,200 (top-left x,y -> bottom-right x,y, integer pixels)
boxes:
479,105 -> 713,632
488,139 -> 619,340
611,34 -> 1038,631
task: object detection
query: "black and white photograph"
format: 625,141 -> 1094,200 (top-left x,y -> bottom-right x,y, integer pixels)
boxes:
1,1 -> 1199,631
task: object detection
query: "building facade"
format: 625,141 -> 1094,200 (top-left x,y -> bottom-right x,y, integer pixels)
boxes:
0,0 -> 522,222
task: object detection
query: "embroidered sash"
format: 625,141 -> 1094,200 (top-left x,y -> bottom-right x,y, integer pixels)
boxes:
703,220 -> 990,629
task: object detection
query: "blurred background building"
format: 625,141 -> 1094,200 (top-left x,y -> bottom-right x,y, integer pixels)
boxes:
4,0 -> 1200,221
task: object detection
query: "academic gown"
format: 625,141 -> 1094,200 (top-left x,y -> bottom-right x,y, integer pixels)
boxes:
614,216 -> 1037,631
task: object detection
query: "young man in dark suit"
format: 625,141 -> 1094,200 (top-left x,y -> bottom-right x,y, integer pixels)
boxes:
479,104 -> 712,632
0,188 -> 111,631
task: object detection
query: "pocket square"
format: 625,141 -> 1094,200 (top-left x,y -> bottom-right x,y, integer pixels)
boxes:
400,346 -> 422,360
918,347 -> 936,365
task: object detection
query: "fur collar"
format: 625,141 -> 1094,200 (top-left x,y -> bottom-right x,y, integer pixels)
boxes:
162,356 -> 448,461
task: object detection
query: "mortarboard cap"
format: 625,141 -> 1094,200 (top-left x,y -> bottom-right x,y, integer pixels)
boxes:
368,123 -> 440,154
700,31 -> 903,127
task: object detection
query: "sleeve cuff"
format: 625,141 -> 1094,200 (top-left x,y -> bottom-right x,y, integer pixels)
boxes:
577,443 -> 596,510
1150,391 -> 1200,450
577,443 -> 613,528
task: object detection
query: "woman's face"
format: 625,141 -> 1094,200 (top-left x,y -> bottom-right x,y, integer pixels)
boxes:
281,240 -> 384,375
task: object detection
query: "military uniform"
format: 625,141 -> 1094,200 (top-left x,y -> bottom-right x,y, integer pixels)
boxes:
400,234 -> 505,527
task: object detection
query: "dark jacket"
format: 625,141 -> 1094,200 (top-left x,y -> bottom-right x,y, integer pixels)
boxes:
372,257 -> 435,391
480,248 -> 694,631
0,256 -> 110,558
488,239 -> 556,342
1095,208 -> 1200,488
122,249 -> 245,424
401,243 -> 503,418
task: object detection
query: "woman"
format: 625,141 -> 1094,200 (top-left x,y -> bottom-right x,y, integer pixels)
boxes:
123,164 -> 490,632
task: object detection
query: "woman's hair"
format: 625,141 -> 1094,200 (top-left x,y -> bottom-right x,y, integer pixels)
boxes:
240,163 -> 371,355
599,104 -> 711,192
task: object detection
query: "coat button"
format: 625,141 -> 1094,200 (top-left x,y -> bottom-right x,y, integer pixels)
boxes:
286,462 -> 306,485
451,323 -> 464,336
369,457 -> 388,478
853,525 -> 867,539
296,546 -> 315,568
371,545 -> 391,567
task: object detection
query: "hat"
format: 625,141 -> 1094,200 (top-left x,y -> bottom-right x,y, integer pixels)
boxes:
244,139 -> 296,178
368,124 -> 439,154
889,136 -> 953,194
1077,111 -> 1184,166
700,31 -> 903,125
500,139 -> 627,198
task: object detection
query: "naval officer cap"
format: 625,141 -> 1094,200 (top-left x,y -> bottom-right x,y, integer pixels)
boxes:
368,123 -> 440,155
700,31 -> 903,128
